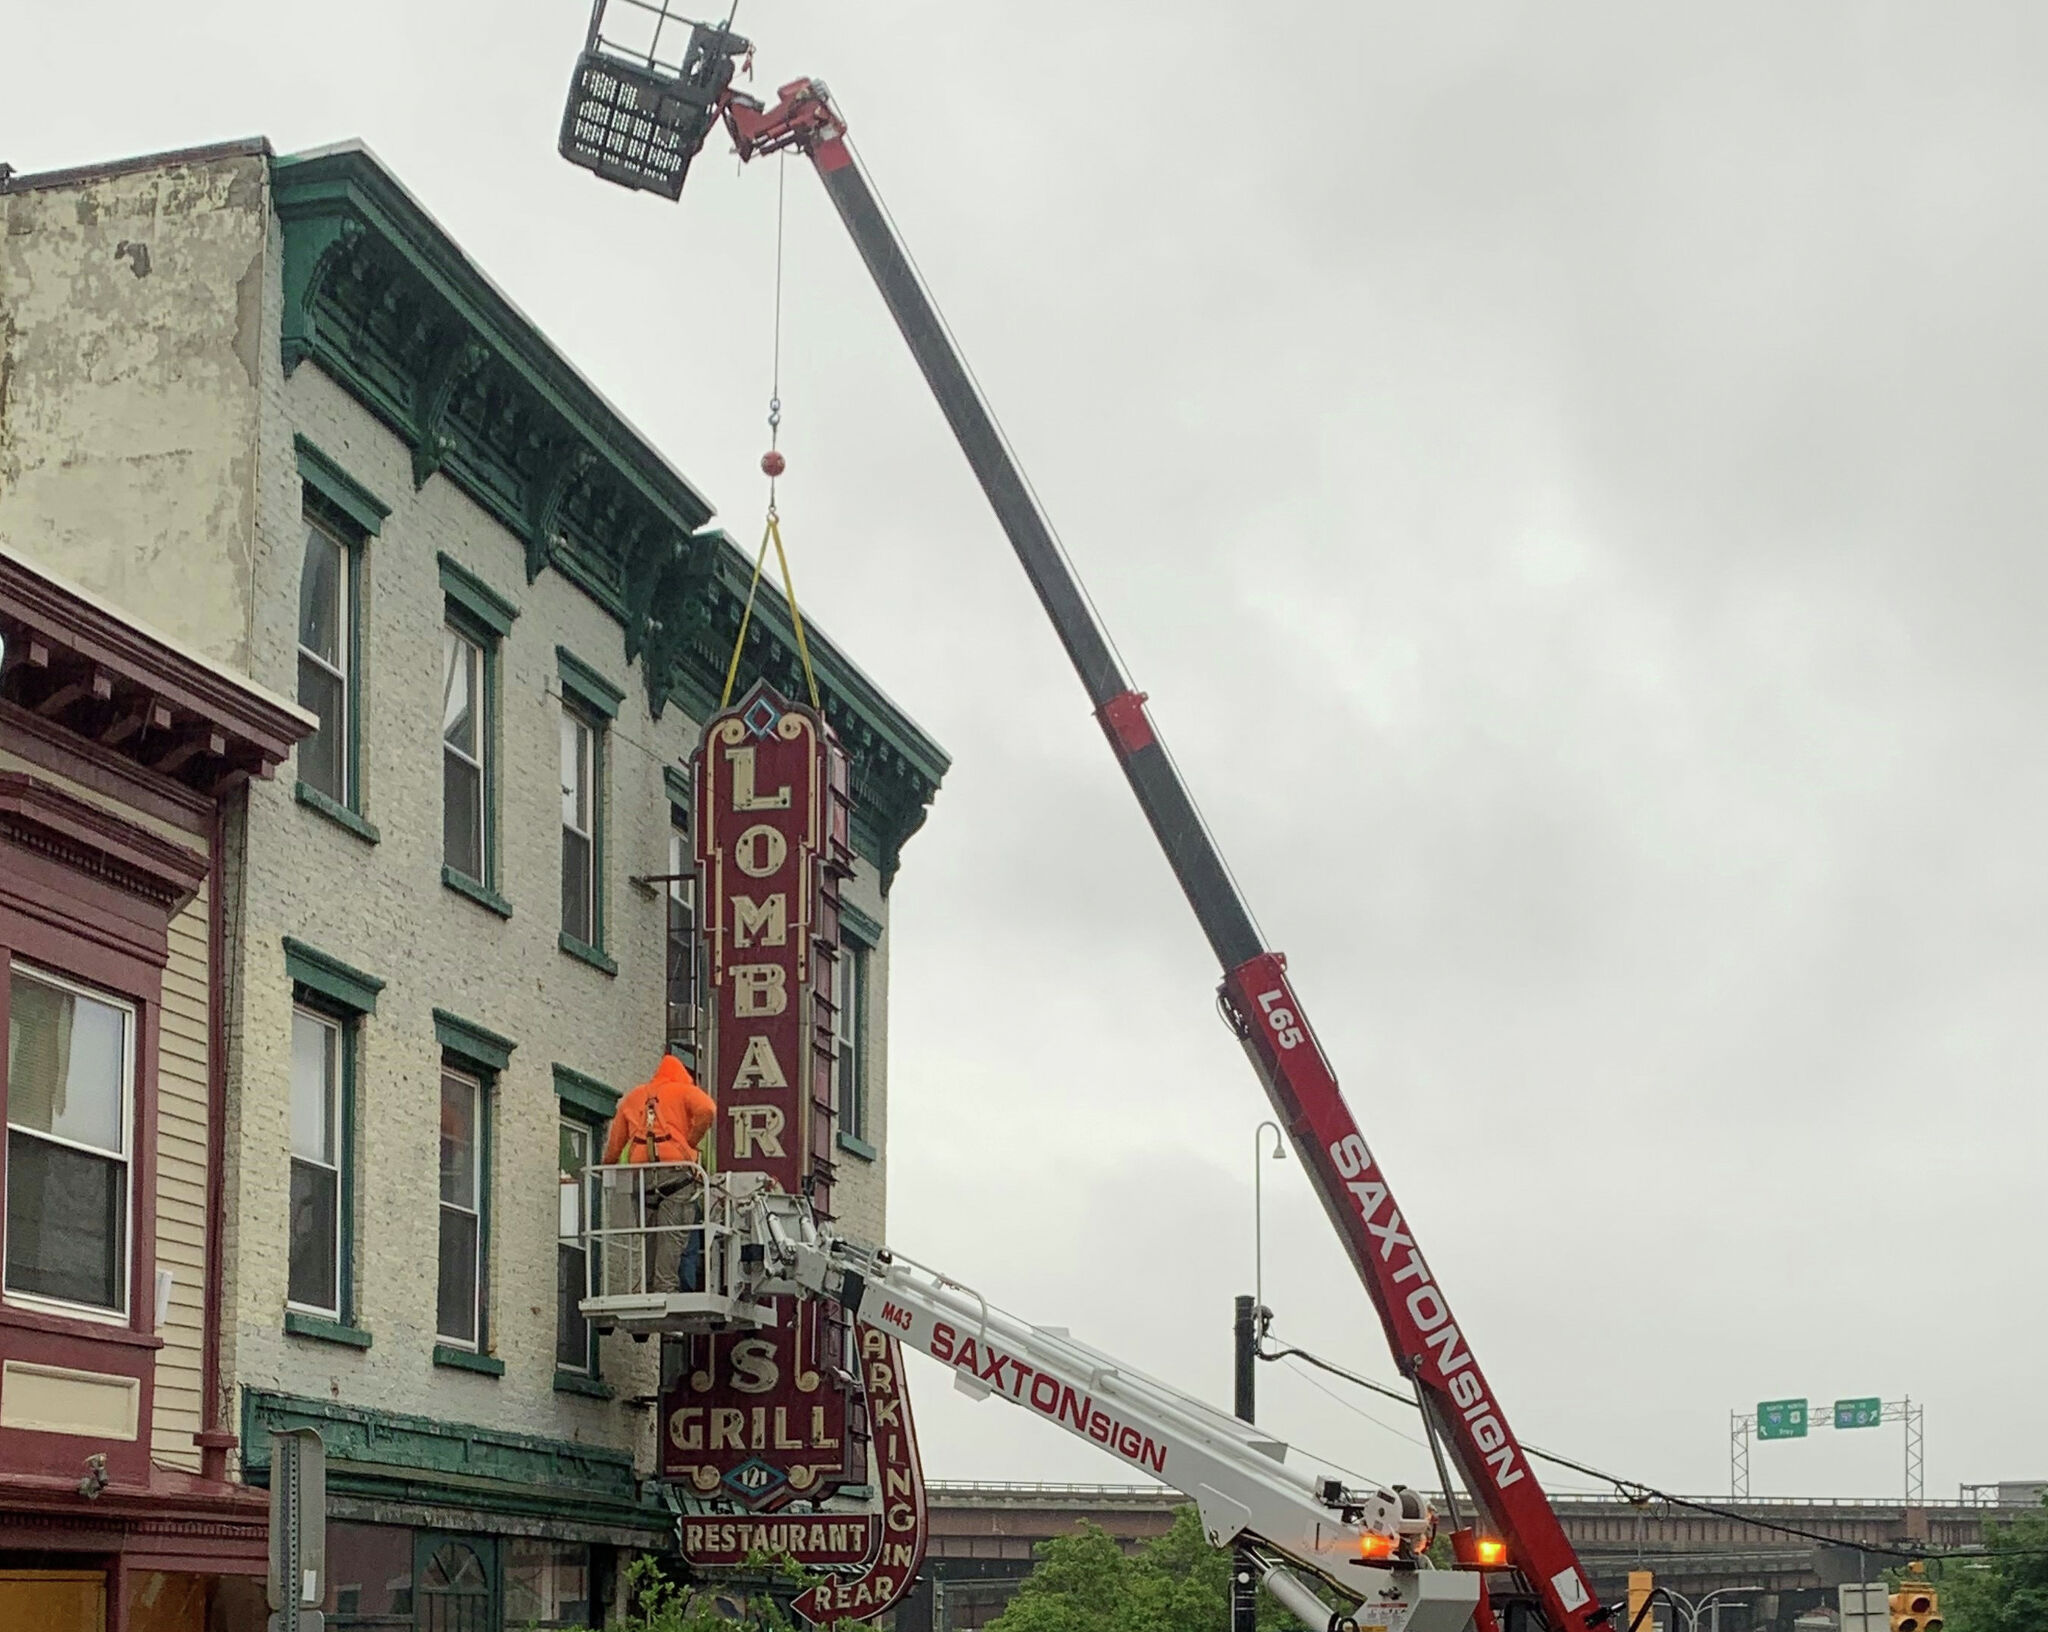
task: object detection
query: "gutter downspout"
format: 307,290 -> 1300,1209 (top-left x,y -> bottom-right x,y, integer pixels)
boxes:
195,791 -> 237,1481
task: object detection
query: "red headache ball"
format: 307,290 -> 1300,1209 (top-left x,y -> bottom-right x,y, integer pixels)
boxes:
761,449 -> 786,478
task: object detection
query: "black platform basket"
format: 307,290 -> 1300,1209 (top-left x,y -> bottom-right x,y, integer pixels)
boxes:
558,0 -> 748,201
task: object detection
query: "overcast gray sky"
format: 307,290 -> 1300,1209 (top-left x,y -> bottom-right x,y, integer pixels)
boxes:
11,2 -> 2048,1503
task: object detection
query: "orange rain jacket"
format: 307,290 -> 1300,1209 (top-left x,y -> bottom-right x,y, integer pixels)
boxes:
604,1055 -> 717,1165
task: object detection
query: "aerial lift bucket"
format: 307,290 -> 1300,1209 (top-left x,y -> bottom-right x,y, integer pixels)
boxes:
558,0 -> 748,200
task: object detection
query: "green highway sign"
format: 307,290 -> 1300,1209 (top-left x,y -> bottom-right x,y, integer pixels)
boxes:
1835,1397 -> 1884,1430
1758,1398 -> 1809,1440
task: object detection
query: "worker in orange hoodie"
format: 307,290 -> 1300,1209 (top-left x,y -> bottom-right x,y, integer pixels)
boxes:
605,1055 -> 716,1292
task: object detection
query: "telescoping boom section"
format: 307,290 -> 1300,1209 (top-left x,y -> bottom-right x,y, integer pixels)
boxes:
579,1170 -> 1482,1632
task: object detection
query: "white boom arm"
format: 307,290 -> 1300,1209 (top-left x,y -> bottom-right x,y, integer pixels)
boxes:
751,1195 -> 1481,1632
580,1169 -> 1481,1632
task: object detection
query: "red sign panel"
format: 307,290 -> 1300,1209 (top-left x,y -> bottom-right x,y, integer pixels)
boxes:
792,1325 -> 929,1624
671,682 -> 858,1513
679,1515 -> 875,1569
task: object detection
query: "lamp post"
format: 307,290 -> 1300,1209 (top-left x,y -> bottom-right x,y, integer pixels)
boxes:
1253,1119 -> 1286,1316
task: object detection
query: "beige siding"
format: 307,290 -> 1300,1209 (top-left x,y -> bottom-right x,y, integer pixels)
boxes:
152,894 -> 210,1471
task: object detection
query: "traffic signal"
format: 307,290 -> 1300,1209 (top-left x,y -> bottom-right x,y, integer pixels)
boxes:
1890,1563 -> 1942,1632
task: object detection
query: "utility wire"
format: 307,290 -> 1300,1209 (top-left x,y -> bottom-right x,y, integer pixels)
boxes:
1263,1329 -> 2038,1562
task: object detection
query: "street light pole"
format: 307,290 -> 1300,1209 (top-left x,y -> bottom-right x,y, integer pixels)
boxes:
1231,1294 -> 1259,1632
1253,1119 -> 1285,1316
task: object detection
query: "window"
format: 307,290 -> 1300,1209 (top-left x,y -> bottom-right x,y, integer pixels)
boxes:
437,1069 -> 485,1348
442,626 -> 487,883
505,1539 -> 591,1630
556,1119 -> 595,1373
560,710 -> 597,946
4,965 -> 134,1314
665,814 -> 698,1067
297,516 -> 353,805
289,1009 -> 344,1317
834,940 -> 870,1147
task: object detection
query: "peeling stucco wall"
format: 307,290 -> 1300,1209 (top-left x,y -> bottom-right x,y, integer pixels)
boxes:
0,153 -> 267,670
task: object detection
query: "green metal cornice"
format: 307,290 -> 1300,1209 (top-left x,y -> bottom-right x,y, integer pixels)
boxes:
241,1389 -> 661,1529
271,144 -> 947,873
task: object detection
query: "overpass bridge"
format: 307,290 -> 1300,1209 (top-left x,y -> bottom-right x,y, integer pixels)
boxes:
896,1481 -> 2042,1631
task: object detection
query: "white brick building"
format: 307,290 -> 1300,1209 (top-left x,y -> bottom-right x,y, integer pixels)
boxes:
0,139 -> 945,1631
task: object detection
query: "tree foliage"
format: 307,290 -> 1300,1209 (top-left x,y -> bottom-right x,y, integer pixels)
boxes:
1930,1508 -> 2048,1632
986,1507 -> 1317,1632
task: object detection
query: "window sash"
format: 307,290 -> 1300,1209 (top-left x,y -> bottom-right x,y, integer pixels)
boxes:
3,964 -> 135,1319
437,1070 -> 484,1347
560,712 -> 597,944
288,1007 -> 343,1317
556,1119 -> 594,1372
835,945 -> 867,1141
296,519 -> 352,805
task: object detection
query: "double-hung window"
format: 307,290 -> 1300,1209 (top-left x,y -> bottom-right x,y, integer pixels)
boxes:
442,626 -> 487,883
292,440 -> 386,838
437,1067 -> 486,1349
556,1119 -> 596,1374
297,516 -> 354,806
556,649 -> 621,972
833,940 -> 872,1150
560,712 -> 597,946
288,1008 -> 344,1316
3,965 -> 134,1315
438,555 -> 516,912
282,938 -> 379,1343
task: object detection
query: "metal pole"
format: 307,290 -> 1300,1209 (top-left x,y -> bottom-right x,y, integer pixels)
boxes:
1253,1120 -> 1282,1318
1232,1295 -> 1259,1632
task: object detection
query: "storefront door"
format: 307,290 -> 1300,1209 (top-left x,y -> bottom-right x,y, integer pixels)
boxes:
413,1534 -> 497,1632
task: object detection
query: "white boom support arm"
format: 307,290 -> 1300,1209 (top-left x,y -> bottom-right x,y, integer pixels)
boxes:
751,1193 -> 1479,1632
580,1170 -> 1481,1631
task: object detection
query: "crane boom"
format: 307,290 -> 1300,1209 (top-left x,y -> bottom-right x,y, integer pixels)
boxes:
710,71 -> 1605,1632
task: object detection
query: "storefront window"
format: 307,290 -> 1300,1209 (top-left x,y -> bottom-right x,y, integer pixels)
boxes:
504,1539 -> 591,1629
323,1523 -> 413,1627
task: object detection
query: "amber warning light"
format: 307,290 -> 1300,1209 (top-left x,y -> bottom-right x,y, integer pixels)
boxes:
1358,1534 -> 1397,1562
1474,1539 -> 1508,1567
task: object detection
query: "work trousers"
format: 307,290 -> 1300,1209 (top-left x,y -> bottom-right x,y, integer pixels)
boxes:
649,1185 -> 703,1294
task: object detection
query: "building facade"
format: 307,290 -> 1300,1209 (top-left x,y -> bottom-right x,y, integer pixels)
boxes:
0,140 -> 945,1629
0,548 -> 308,1631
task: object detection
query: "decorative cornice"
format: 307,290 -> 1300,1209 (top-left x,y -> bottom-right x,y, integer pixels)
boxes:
433,1007 -> 517,1076
269,145 -> 947,878
241,1388 -> 648,1522
0,546 -> 312,791
0,772 -> 208,909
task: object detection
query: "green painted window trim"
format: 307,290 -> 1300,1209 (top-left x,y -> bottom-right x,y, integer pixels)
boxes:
553,1064 -> 619,1123
554,1369 -> 613,1400
433,1343 -> 505,1377
836,1131 -> 877,1163
295,434 -> 390,537
841,899 -> 883,948
558,931 -> 616,977
434,1008 -> 517,1075
662,764 -> 691,809
437,552 -> 519,637
443,865 -> 512,919
283,936 -> 384,1015
556,646 -> 623,721
286,1310 -> 372,1349
296,779 -> 381,845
